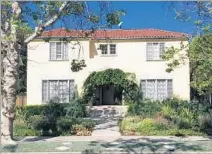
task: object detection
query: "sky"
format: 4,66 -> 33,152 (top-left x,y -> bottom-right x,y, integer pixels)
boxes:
26,1 -> 198,35
110,2 -> 196,34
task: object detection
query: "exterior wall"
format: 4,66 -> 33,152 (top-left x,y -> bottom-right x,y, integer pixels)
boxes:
27,38 -> 190,105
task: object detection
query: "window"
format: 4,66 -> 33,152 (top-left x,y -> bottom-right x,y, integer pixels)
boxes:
50,42 -> 68,60
42,80 -> 74,103
141,79 -> 172,100
99,44 -> 116,56
146,43 -> 165,60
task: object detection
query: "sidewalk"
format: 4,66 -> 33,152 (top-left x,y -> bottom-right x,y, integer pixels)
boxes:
1,136 -> 212,153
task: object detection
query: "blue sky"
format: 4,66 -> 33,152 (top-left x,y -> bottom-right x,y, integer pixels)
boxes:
27,2 -> 198,35
111,2 -> 196,34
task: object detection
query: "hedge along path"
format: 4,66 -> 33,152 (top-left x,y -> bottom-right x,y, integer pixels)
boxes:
82,68 -> 139,103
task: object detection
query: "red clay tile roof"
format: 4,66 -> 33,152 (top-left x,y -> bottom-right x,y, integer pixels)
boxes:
39,28 -> 189,39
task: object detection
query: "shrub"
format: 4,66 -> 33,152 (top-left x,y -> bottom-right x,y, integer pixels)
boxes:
14,118 -> 41,136
16,103 -> 68,121
65,99 -> 86,118
139,118 -> 168,133
175,118 -> 192,129
80,119 -> 96,130
56,117 -> 77,133
128,100 -> 162,117
198,113 -> 212,134
27,115 -> 45,130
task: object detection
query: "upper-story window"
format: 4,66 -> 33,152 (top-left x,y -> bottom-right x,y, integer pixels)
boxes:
99,44 -> 116,56
146,43 -> 165,61
50,42 -> 68,60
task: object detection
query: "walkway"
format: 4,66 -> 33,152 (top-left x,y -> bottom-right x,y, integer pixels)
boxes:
2,136 -> 212,153
87,105 -> 127,137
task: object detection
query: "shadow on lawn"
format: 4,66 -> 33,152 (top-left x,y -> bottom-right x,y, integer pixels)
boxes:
85,137 -> 205,153
1,144 -> 18,152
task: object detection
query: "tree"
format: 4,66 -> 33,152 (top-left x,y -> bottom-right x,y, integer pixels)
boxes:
162,1 -> 212,100
1,1 -> 124,144
162,34 -> 212,99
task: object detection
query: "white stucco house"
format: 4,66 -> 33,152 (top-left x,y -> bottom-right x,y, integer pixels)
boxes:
27,28 -> 190,105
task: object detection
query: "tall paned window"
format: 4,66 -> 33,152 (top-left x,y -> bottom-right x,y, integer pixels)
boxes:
141,79 -> 173,100
42,80 -> 74,103
146,43 -> 165,60
50,42 -> 68,60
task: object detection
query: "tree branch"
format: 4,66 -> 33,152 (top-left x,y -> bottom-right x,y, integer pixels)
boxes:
24,1 -> 69,44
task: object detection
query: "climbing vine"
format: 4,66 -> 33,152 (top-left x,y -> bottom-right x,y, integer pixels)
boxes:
82,68 -> 139,104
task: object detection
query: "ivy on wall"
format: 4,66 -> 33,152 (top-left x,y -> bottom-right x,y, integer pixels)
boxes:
82,68 -> 139,104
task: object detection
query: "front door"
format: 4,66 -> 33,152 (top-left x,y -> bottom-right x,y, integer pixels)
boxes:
102,85 -> 115,105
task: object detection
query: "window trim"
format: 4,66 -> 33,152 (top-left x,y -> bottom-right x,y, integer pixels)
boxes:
140,79 -> 173,100
42,79 -> 74,103
49,42 -> 69,61
99,44 -> 117,56
146,42 -> 165,61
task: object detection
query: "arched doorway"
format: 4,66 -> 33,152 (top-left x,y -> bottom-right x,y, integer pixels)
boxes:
83,68 -> 138,105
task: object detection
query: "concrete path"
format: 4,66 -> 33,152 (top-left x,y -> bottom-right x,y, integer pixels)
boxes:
91,118 -> 121,136
87,106 -> 127,137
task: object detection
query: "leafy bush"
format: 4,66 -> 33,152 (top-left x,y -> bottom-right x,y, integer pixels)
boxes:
56,117 -> 77,133
198,113 -> 212,134
65,99 -> 86,118
16,103 -> 68,121
14,118 -> 41,136
128,99 -> 162,117
27,115 -> 45,130
80,119 -> 96,130
119,117 -> 142,133
139,118 -> 168,133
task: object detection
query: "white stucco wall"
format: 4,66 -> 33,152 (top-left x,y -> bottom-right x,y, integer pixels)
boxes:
27,38 -> 190,105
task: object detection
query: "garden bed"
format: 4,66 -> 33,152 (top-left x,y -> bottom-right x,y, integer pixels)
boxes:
119,98 -> 212,137
14,99 -> 96,136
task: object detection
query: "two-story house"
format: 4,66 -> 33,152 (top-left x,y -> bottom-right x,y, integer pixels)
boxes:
27,28 -> 190,105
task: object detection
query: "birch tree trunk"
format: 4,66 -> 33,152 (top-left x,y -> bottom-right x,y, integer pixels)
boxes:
1,41 -> 19,145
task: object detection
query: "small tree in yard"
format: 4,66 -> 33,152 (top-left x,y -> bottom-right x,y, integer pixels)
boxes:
1,1 -> 125,144
162,1 -> 212,101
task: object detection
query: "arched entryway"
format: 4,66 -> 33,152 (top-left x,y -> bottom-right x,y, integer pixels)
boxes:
83,68 -> 138,105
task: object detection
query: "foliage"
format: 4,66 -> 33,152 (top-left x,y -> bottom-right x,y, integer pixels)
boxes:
14,118 -> 41,136
123,98 -> 212,136
27,115 -> 45,130
128,99 -> 162,117
83,68 -> 138,103
15,103 -> 68,121
56,117 -> 77,133
198,113 -> 212,135
171,1 -> 212,33
65,99 -> 86,118
162,30 -> 212,97
139,118 -> 169,133
14,99 -> 96,136
72,124 -> 92,136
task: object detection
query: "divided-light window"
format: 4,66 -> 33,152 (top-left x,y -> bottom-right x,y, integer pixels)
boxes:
146,43 -> 165,61
50,42 -> 68,60
99,44 -> 116,56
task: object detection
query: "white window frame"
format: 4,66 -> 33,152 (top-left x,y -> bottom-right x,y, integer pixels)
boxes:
42,80 -> 74,103
99,44 -> 117,56
50,42 -> 68,61
146,42 -> 165,61
141,79 -> 173,100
